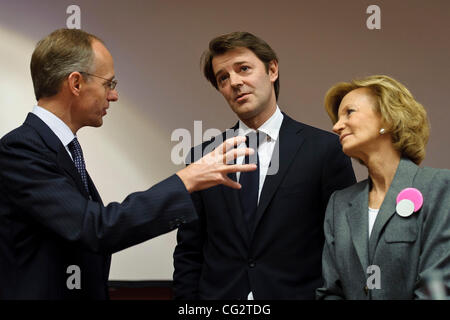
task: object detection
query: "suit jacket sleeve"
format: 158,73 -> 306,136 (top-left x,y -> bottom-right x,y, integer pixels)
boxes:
0,130 -> 197,254
414,169 -> 450,299
172,143 -> 208,300
316,191 -> 345,299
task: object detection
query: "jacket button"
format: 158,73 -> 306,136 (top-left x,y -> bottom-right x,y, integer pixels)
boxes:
364,285 -> 369,295
248,259 -> 255,268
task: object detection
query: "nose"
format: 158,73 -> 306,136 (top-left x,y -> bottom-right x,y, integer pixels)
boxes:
108,88 -> 119,102
229,72 -> 243,88
332,118 -> 344,135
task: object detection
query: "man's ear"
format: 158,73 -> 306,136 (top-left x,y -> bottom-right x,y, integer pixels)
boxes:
268,60 -> 279,83
67,72 -> 83,96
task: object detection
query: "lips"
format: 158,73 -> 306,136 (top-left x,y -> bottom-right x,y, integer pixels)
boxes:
340,133 -> 351,143
235,93 -> 250,102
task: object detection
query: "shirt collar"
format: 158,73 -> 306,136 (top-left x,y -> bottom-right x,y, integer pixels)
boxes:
32,105 -> 76,147
238,105 -> 284,141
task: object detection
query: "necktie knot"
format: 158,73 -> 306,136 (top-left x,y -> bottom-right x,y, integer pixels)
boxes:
68,138 -> 84,160
245,131 -> 264,148
244,131 -> 264,165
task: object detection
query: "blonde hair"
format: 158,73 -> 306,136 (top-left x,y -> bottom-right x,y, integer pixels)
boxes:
324,75 -> 429,164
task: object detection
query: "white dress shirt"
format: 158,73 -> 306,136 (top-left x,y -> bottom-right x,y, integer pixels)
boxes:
368,207 -> 379,238
236,106 -> 284,204
31,105 -> 76,160
235,106 -> 284,300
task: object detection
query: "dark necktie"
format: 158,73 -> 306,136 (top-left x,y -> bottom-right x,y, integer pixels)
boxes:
239,131 -> 262,227
68,137 -> 90,195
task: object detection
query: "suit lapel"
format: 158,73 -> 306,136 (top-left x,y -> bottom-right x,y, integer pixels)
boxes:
368,158 -> 419,261
251,115 -> 305,237
24,113 -> 91,199
346,181 -> 370,272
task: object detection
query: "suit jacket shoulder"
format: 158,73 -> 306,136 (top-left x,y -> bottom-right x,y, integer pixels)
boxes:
416,165 -> 450,185
1,119 -> 44,148
413,165 -> 450,220
285,116 -> 338,140
331,178 -> 368,204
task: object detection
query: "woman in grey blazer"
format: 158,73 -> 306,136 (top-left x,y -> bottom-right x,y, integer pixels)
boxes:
316,75 -> 450,300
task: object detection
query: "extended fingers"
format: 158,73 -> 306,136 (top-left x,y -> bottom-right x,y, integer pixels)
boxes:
221,175 -> 242,189
223,163 -> 257,174
223,147 -> 255,164
217,136 -> 247,155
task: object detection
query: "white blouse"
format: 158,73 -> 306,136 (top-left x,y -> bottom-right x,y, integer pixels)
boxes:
368,207 -> 380,238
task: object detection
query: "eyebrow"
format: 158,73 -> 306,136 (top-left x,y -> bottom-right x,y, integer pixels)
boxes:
214,61 -> 249,79
339,104 -> 352,110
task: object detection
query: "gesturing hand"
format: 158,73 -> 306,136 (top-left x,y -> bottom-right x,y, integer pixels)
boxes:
176,136 -> 257,193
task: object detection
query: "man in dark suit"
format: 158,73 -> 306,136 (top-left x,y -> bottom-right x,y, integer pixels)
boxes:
173,32 -> 356,299
0,29 -> 256,300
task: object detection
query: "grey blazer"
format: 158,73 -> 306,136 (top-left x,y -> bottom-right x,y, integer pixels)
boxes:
316,158 -> 450,299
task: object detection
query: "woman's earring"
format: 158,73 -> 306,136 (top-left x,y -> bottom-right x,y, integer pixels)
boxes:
379,128 -> 385,134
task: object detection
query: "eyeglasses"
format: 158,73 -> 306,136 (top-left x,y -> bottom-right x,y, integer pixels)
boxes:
79,72 -> 118,90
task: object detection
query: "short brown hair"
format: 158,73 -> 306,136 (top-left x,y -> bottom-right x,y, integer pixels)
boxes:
30,28 -> 103,100
201,32 -> 280,100
324,75 -> 430,165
